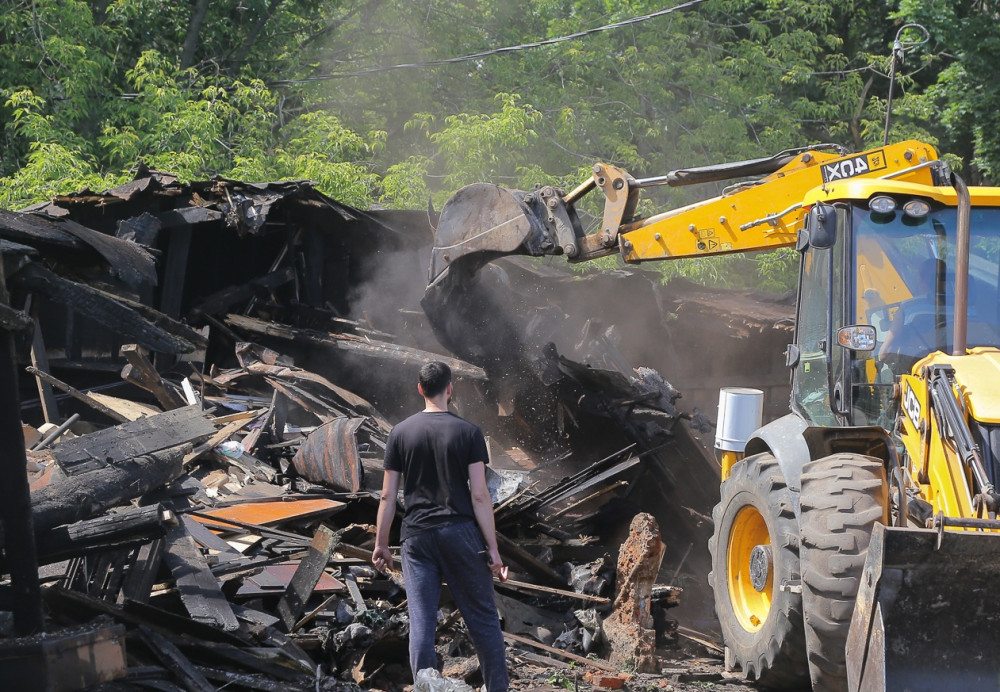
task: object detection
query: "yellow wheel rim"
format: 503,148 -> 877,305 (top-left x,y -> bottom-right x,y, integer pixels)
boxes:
727,505 -> 772,632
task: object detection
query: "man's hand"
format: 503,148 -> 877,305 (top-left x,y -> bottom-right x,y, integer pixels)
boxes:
372,545 -> 394,573
486,546 -> 506,580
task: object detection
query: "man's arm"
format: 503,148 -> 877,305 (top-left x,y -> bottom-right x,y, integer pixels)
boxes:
372,469 -> 401,573
468,461 -> 504,576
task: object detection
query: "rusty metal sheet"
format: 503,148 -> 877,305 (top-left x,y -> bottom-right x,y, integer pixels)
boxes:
291,417 -> 365,492
192,498 -> 345,527
236,562 -> 345,599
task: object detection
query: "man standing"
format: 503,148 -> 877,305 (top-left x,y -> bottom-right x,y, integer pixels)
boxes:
372,362 -> 508,692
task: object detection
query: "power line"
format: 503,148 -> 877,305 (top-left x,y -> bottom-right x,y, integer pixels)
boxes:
268,0 -> 710,87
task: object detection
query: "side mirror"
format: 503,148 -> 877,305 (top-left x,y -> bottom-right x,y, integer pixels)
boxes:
837,325 -> 876,352
806,203 -> 838,249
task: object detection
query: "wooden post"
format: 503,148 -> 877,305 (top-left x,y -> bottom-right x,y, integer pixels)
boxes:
0,250 -> 43,633
27,301 -> 59,425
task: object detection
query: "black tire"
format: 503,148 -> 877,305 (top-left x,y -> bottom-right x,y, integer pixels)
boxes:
709,454 -> 810,689
799,453 -> 888,692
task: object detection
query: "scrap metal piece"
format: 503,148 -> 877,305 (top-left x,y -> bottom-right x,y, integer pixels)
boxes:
291,417 -> 366,492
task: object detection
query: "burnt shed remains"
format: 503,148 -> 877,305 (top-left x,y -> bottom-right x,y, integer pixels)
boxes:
0,170 -> 791,690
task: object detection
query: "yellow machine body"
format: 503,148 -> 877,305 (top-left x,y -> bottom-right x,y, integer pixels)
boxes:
427,138 -> 1000,691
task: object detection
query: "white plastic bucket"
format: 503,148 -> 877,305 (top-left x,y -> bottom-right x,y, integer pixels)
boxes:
715,387 -> 764,452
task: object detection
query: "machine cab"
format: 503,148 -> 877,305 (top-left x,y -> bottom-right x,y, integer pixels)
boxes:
788,182 -> 1000,429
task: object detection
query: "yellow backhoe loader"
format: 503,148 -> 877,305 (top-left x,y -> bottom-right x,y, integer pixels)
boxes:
424,139 -> 1000,691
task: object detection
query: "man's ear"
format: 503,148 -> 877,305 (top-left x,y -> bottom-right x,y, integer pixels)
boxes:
417,382 -> 425,397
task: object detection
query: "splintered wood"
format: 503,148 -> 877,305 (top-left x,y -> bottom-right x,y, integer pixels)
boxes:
603,512 -> 666,673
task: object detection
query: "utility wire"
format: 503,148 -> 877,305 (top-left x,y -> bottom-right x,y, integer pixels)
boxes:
268,0 -> 710,86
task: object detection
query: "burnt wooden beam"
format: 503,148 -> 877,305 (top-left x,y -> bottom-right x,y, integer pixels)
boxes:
31,445 -> 188,533
49,405 -> 216,474
0,246 -> 43,634
34,504 -> 175,564
92,285 -> 208,350
225,313 -> 486,381
0,301 -> 32,332
119,344 -> 187,409
191,266 -> 297,317
12,262 -> 194,354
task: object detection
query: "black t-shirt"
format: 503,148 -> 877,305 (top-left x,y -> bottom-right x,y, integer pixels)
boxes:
383,410 -> 489,541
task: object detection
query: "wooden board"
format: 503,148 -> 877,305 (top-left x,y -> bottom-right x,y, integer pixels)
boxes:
51,405 -> 216,474
276,527 -> 337,629
162,523 -> 240,632
87,392 -> 162,421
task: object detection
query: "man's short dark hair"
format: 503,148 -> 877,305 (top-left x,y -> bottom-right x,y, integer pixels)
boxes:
419,361 -> 452,398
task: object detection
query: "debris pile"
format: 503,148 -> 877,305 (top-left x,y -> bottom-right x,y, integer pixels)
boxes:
0,171 -> 788,689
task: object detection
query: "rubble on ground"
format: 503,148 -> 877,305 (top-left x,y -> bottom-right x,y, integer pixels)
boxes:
0,171 -> 789,690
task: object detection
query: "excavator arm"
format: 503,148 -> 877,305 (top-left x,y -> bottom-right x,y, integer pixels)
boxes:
428,140 -> 939,285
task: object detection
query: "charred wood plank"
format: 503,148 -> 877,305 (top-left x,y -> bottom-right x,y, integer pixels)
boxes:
119,538 -> 165,604
177,640 -> 313,682
210,450 -> 278,483
494,578 -> 609,604
50,405 -> 215,474
495,532 -> 566,587
225,313 -> 486,381
276,525 -> 336,631
197,667 -> 298,692
0,208 -> 88,251
192,266 -> 297,317
12,262 -> 194,353
0,302 -> 32,332
157,205 -> 223,228
502,631 -> 617,672
41,586 -> 247,646
137,627 -> 215,692
93,285 -> 208,349
55,216 -> 157,289
25,365 -> 129,424
180,515 -> 243,563
162,521 -> 240,631
31,445 -> 188,532
265,378 -> 339,421
225,341 -> 379,418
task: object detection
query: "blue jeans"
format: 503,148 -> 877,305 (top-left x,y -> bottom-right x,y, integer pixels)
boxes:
401,521 -> 508,692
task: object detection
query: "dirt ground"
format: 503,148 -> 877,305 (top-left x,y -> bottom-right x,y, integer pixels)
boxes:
505,646 -> 760,692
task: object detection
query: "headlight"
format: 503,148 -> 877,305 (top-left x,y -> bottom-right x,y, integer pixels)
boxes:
869,195 -> 897,214
902,198 -> 931,218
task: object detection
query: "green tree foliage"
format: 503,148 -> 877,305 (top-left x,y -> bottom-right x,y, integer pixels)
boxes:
0,0 -> 985,290
894,1 -> 1000,182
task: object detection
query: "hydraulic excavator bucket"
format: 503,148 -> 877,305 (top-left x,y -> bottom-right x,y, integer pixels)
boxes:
428,183 -> 584,286
846,523 -> 1000,691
